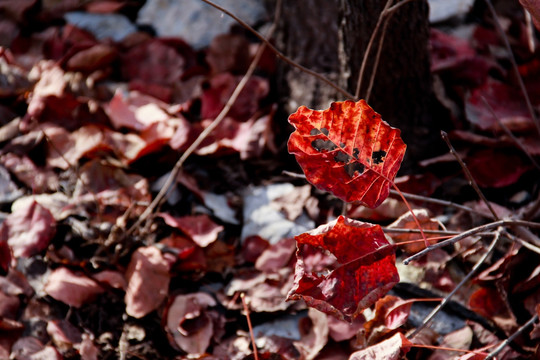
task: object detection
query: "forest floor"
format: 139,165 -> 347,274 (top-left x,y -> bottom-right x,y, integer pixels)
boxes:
0,1 -> 539,359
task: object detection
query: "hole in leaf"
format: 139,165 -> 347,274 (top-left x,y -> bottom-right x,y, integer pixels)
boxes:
334,151 -> 351,164
353,148 -> 360,159
344,162 -> 365,177
321,127 -> 329,136
310,128 -> 321,135
312,139 -> 338,152
372,150 -> 387,165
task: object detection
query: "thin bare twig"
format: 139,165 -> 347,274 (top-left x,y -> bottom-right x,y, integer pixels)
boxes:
485,314 -> 539,360
199,0 -> 354,100
408,228 -> 503,338
389,189 -> 488,217
283,171 -> 490,217
365,7 -> 392,103
386,0 -> 417,14
524,9 -> 536,53
403,218 -> 540,264
504,230 -> 540,255
355,0 -> 394,99
441,131 -> 499,220
357,0 -> 417,101
126,1 -> 281,237
483,0 -> 540,137
384,228 -> 461,235
480,96 -> 540,170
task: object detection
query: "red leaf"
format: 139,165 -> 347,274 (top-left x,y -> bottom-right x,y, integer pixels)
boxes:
287,216 -> 399,322
348,333 -> 412,360
2,200 -> 55,258
469,287 -> 517,332
466,149 -> 530,188
288,100 -> 406,208
65,43 -> 117,73
465,80 -> 536,132
44,267 -> 104,308
159,213 -> 223,248
120,39 -> 185,86
201,73 -> 269,121
125,246 -> 171,318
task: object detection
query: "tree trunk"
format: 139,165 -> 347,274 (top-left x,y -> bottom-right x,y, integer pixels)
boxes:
272,0 -> 438,170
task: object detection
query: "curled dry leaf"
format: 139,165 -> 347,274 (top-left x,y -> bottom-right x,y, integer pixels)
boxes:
159,213 -> 223,248
295,308 -> 329,360
2,200 -> 55,258
46,319 -> 82,351
520,0 -> 540,30
348,333 -> 412,360
165,292 -> 217,356
363,295 -> 414,344
44,267 -> 104,308
288,100 -> 406,208
287,216 -> 399,322
468,287 -> 518,333
388,209 -> 443,253
1,153 -> 59,193
427,326 -> 474,360
255,237 -> 296,273
226,269 -> 294,313
125,246 -> 171,318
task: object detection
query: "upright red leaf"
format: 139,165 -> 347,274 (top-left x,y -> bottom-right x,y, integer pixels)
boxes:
287,216 -> 399,322
288,100 -> 406,208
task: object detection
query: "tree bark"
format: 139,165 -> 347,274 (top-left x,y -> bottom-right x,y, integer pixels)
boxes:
272,0 -> 438,169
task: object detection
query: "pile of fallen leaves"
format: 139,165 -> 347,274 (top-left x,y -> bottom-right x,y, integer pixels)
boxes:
0,1 -> 540,359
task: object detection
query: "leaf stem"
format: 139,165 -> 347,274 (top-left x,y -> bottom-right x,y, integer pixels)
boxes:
384,228 -> 462,235
441,131 -> 499,220
390,182 -> 429,247
394,235 -> 454,247
389,189 -> 488,217
410,344 -> 491,356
